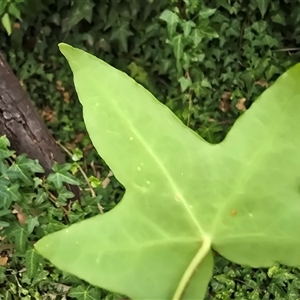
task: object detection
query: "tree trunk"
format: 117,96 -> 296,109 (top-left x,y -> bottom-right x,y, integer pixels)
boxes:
0,52 -> 64,172
0,51 -> 80,199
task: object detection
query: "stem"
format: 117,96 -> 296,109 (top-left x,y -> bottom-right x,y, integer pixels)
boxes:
172,236 -> 211,300
57,140 -> 96,197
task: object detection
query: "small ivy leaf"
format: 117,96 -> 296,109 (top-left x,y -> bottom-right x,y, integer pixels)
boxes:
199,122 -> 223,144
0,209 -> 11,217
0,179 -> 20,209
181,20 -> 196,37
52,162 -> 71,173
72,148 -> 83,162
192,29 -> 204,46
47,163 -> 79,189
47,206 -> 64,219
88,176 -> 101,188
2,290 -> 12,300
17,228 -> 28,253
8,3 -> 22,20
178,76 -> 192,92
6,223 -> 28,253
35,191 -> 48,205
199,7 -> 217,19
159,9 -> 180,37
28,269 -> 49,286
15,154 -> 44,174
70,162 -> 80,175
0,198 -> 12,210
25,248 -> 41,279
271,11 -> 286,25
9,164 -> 33,186
33,177 -> 43,188
257,0 -> 270,18
41,219 -> 66,234
0,221 -> 10,228
0,136 -> 14,160
10,154 -> 45,177
61,0 -> 95,32
22,192 -> 36,204
7,184 -> 21,201
57,186 -> 75,206
0,161 -> 8,178
127,62 -> 149,87
1,13 -> 12,36
25,216 -> 40,234
0,136 -> 10,147
171,34 -> 184,70
198,26 -> 219,40
68,285 -> 101,300
110,21 -> 133,53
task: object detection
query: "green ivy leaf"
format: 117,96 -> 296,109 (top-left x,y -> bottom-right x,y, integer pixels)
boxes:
178,76 -> 192,92
15,155 -> 44,174
68,285 -> 100,300
2,291 -> 12,300
127,62 -> 149,86
0,209 -> 10,217
56,186 -> 75,206
25,216 -> 40,234
9,161 -> 33,186
47,163 -> 79,189
41,219 -> 66,234
110,22 -> 133,53
71,148 -> 83,162
257,0 -> 270,18
0,221 -> 9,227
159,9 -> 180,37
88,176 -> 101,188
61,0 -> 95,32
25,248 -> 41,279
171,35 -> 184,72
35,190 -> 48,205
36,45 -> 300,299
181,20 -> 196,37
7,224 -> 28,253
8,3 -> 22,21
0,136 -> 14,160
199,7 -> 217,19
0,179 -> 20,209
1,13 -> 11,36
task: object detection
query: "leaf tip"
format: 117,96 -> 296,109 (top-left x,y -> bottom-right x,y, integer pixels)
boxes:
58,42 -> 75,58
34,235 -> 53,259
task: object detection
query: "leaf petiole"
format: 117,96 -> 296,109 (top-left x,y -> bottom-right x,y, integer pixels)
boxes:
172,236 -> 212,300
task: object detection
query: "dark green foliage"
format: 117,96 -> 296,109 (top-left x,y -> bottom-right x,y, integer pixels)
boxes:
1,0 -> 300,298
0,136 -> 119,299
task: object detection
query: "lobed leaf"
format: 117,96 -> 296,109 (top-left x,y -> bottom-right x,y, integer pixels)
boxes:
35,44 -> 300,299
25,248 -> 41,279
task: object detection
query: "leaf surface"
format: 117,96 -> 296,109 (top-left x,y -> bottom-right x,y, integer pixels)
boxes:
257,0 -> 270,17
35,44 -> 300,299
25,248 -> 41,279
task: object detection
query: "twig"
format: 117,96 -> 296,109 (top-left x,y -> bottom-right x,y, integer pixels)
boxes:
273,47 -> 300,52
57,141 -> 96,197
48,191 -> 69,215
57,141 -> 104,214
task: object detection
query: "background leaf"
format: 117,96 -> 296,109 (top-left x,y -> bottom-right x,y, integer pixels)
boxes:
257,0 -> 271,17
25,248 -> 41,279
68,285 -> 100,300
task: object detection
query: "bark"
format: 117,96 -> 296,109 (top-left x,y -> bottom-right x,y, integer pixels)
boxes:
0,51 -> 80,199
